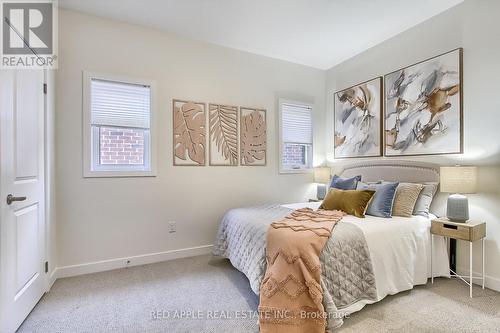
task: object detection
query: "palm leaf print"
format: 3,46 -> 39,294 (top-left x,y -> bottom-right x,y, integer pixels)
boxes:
209,104 -> 238,165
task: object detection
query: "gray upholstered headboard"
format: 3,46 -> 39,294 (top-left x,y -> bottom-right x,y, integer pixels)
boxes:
339,160 -> 440,184
337,160 -> 444,215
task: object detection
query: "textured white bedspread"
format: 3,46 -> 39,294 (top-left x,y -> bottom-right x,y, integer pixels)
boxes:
283,202 -> 450,313
214,201 -> 450,329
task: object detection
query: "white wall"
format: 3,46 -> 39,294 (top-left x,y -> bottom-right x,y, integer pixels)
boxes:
56,10 -> 326,268
325,0 -> 500,290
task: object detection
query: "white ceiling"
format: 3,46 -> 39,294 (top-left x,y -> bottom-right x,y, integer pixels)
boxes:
59,0 -> 463,70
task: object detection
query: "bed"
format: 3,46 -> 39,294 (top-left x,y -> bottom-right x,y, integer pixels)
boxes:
213,161 -> 450,330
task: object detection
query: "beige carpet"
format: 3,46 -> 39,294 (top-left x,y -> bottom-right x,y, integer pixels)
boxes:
18,255 -> 500,333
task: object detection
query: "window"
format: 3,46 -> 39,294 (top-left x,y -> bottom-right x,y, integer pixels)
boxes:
83,72 -> 156,177
279,100 -> 313,173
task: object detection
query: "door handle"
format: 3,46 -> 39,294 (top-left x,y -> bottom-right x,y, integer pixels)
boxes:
6,194 -> 27,205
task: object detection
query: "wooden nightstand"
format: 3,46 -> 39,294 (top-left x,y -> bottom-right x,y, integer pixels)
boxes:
430,217 -> 486,297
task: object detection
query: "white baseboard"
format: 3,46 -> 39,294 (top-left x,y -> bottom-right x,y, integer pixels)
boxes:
456,266 -> 500,292
48,268 -> 58,290
52,244 -> 213,281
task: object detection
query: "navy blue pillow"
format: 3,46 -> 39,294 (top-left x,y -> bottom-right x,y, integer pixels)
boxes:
357,181 -> 399,218
329,175 -> 361,190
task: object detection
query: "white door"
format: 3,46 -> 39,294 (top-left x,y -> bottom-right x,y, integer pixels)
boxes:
0,69 -> 46,333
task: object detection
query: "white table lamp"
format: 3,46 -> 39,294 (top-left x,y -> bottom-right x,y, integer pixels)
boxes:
440,166 -> 477,222
313,167 -> 331,200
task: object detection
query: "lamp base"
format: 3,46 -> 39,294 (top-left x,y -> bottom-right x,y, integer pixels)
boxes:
317,184 -> 326,200
446,194 -> 469,223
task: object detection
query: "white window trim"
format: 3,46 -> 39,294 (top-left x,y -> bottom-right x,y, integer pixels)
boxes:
82,71 -> 157,178
278,98 -> 314,174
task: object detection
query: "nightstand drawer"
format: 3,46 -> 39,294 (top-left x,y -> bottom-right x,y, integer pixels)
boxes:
431,221 -> 471,241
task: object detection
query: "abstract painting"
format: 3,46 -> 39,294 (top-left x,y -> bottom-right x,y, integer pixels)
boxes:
173,99 -> 206,166
240,107 -> 266,166
334,77 -> 382,158
384,48 -> 463,156
209,104 -> 238,166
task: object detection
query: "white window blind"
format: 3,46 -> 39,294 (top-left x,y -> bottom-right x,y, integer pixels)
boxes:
84,72 -> 155,177
281,103 -> 312,144
279,101 -> 313,173
91,79 -> 151,129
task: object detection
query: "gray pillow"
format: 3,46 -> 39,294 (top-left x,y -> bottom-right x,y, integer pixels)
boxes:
357,181 -> 399,218
329,175 -> 361,190
413,183 -> 438,218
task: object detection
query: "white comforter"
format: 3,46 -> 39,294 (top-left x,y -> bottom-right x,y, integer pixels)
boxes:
282,202 -> 450,314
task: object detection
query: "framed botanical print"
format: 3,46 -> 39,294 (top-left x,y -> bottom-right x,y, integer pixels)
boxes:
240,107 -> 266,166
173,99 -> 206,166
209,104 -> 238,166
334,77 -> 382,158
384,48 -> 463,156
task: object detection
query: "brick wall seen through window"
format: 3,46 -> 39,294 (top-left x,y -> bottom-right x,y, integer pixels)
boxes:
99,126 -> 145,165
282,143 -> 307,168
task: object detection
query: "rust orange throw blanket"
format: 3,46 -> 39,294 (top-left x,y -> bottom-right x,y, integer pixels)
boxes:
259,208 -> 345,333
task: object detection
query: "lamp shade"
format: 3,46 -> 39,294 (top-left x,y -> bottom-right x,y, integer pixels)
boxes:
440,166 -> 477,194
313,167 -> 331,183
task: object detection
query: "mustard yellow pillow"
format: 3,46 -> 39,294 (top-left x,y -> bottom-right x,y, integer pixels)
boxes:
320,188 -> 375,218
